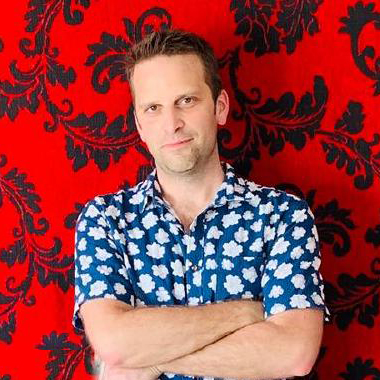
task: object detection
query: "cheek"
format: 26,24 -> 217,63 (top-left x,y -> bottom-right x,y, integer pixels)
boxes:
138,120 -> 160,140
189,108 -> 216,128
196,112 -> 218,135
141,128 -> 163,152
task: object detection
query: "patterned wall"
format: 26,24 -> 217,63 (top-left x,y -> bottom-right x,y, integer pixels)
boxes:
0,1 -> 379,379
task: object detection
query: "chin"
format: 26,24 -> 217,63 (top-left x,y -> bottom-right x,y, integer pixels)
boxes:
162,158 -> 198,175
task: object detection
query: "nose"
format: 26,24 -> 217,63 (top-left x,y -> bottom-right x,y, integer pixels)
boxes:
163,107 -> 184,134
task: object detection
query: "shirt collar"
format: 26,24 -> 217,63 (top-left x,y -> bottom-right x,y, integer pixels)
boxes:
138,168 -> 165,213
137,162 -> 257,213
213,162 -> 255,206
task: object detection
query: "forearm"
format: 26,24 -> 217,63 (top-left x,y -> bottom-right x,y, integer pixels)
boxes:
84,299 -> 263,369
158,309 -> 323,379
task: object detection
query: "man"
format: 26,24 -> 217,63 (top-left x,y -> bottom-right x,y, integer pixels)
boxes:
73,29 -> 328,380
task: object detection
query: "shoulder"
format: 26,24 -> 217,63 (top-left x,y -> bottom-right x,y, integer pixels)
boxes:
79,178 -> 149,219
233,177 -> 316,237
238,175 -> 308,212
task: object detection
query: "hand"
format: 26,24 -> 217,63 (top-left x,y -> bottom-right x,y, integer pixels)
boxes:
102,364 -> 162,380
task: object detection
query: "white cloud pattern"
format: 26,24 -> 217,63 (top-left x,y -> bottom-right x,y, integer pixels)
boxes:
74,163 -> 327,337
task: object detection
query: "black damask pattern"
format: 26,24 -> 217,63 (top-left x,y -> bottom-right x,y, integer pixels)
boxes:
320,101 -> 380,190
23,0 -> 91,32
325,258 -> 380,330
64,203 -> 85,230
116,161 -> 154,191
0,155 -> 73,344
0,3 -> 166,171
366,212 -> 380,248
218,48 -> 380,190
63,3 -> 171,171
218,47 -> 327,177
231,0 -> 323,56
277,0 -> 322,53
0,0 -> 80,135
0,311 -> 15,346
64,153 -> 153,229
86,7 -> 172,94
313,199 -> 354,257
340,1 -> 380,96
63,0 -> 91,25
64,105 -> 139,171
0,57 -> 75,124
7,0 -> 77,127
339,357 -> 380,379
62,7 -> 171,171
37,331 -> 95,379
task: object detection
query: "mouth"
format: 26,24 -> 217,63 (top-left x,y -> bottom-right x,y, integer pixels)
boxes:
162,138 -> 193,149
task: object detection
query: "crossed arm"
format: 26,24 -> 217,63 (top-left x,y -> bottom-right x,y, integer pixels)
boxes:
80,298 -> 323,379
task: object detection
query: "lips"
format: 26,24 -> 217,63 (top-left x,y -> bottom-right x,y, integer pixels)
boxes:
163,138 -> 193,148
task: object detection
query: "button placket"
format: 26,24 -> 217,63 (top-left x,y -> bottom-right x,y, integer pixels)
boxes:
184,233 -> 198,300
191,217 -> 207,301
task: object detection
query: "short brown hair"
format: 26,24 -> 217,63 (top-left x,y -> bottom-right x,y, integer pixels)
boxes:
125,29 -> 222,102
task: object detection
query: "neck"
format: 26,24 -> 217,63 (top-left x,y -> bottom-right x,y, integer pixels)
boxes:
156,158 -> 224,225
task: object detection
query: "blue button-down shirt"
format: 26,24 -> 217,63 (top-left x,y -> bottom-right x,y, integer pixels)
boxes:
73,163 -> 328,380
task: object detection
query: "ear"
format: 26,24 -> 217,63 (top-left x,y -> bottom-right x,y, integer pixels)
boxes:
215,89 -> 229,126
134,110 -> 146,142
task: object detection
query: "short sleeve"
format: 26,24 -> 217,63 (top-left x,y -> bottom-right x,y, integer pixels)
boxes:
262,198 -> 330,321
73,197 -> 134,331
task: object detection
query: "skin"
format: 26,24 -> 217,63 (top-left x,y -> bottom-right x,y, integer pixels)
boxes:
83,299 -> 264,379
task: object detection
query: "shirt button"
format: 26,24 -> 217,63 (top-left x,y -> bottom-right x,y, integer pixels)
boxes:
191,264 -> 198,271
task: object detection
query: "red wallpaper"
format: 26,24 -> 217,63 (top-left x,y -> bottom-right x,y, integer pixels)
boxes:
0,1 -> 379,379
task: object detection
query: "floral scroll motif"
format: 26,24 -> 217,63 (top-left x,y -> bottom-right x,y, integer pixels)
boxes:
37,331 -> 95,379
340,1 -> 380,96
231,0 -> 323,56
218,48 -> 380,190
339,357 -> 380,379
0,4 -> 168,171
0,155 -> 73,343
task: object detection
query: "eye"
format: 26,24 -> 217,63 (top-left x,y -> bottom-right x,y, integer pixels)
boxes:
180,96 -> 196,106
146,105 -> 158,113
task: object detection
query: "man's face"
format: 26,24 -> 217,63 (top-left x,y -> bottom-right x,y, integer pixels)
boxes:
131,53 -> 229,176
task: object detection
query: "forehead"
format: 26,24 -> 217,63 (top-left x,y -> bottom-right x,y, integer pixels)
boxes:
131,54 -> 209,104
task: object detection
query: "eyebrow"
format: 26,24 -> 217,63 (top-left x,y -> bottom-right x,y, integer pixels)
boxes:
174,92 -> 201,102
138,101 -> 159,110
